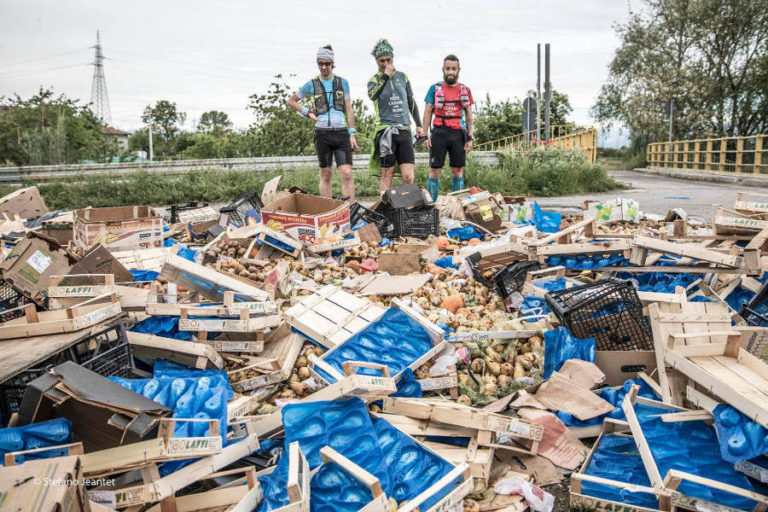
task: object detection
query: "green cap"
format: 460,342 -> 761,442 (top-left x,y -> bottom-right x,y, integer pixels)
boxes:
372,38 -> 393,59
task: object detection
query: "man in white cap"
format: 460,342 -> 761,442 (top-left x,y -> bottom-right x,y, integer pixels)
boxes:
287,45 -> 358,200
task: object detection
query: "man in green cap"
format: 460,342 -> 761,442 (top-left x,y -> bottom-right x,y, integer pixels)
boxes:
367,38 -> 424,192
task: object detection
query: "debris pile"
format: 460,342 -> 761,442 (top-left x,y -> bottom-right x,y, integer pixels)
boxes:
0,182 -> 768,511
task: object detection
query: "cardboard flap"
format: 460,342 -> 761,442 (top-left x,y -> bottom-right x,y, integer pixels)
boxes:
52,361 -> 170,415
70,244 -> 133,282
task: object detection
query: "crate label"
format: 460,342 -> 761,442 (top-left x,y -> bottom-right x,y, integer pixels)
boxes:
88,490 -> 116,509
237,372 -> 279,391
112,484 -> 154,507
357,376 -> 391,389
311,237 -> 360,253
166,436 -> 222,456
486,416 -> 533,438
227,301 -> 277,314
738,201 -> 768,212
419,375 -> 458,391
73,303 -> 120,329
27,250 -> 52,274
180,319 -> 249,331
48,285 -> 111,297
228,398 -> 258,418
735,460 -> 768,482
207,340 -> 263,352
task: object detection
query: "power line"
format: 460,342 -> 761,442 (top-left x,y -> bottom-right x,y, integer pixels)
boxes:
109,49 -> 256,77
0,62 -> 90,79
0,47 -> 90,68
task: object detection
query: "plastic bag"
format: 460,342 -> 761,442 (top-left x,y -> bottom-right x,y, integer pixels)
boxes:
542,327 -> 595,379
533,202 -> 562,234
494,476 -> 554,512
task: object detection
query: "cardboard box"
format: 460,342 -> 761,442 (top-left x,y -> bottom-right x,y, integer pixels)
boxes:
378,243 -> 440,275
594,350 -> 657,387
18,361 -> 171,452
584,198 -> 641,223
0,186 -> 49,219
261,193 -> 350,245
502,197 -> 534,223
0,455 -> 88,512
738,326 -> 768,361
73,206 -> 164,251
382,183 -> 433,210
69,244 -> 134,283
0,232 -> 75,305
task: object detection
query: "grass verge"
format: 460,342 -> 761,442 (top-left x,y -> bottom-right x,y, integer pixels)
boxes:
11,148 -> 619,210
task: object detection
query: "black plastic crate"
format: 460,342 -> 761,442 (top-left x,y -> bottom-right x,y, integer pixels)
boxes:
393,207 -> 439,239
220,192 -> 264,228
169,201 -> 209,224
0,277 -> 34,324
494,261 -> 542,299
545,278 -> 653,351
0,323 -> 134,425
740,280 -> 768,326
350,202 -> 396,238
467,252 -> 524,289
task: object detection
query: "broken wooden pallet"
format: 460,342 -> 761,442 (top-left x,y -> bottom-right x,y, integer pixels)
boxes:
0,293 -> 122,340
631,235 -> 741,269
285,284 -> 386,349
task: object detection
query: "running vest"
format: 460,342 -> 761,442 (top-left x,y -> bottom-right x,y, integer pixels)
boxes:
434,82 -> 471,126
311,76 -> 345,115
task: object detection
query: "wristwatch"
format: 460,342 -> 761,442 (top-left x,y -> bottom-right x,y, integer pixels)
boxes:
468,135 -> 474,141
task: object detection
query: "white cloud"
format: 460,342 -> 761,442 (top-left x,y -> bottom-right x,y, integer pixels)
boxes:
0,0 -> 633,140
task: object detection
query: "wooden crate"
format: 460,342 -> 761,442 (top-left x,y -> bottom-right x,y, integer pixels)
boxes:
570,419 -> 668,512
80,418 -> 223,478
0,292 -> 122,340
228,324 -> 304,393
382,397 -> 543,456
127,331 -> 224,369
159,254 -> 269,301
47,273 -> 116,299
285,284 -> 386,349
112,247 -> 172,272
320,446 -> 389,512
109,419 -> 260,509
256,227 -> 302,258
253,441 -> 310,512
145,466 -> 262,512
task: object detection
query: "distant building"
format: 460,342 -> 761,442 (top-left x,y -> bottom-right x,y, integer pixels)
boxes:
101,126 -> 130,151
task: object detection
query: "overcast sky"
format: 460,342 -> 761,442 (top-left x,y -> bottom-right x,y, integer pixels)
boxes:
1,0 -> 634,145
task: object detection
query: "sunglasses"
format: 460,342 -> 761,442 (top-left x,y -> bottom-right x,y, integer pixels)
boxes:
317,61 -> 333,67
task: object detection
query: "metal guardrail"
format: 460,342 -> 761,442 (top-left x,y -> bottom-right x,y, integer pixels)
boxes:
474,125 -> 598,162
647,135 -> 767,175
0,152 -> 502,185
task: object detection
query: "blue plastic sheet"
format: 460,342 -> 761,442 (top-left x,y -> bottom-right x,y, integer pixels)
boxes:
391,368 -> 423,398
131,315 -> 194,340
110,376 -> 228,440
130,269 -> 159,282
519,296 -> 551,319
542,327 -> 595,379
582,434 -> 659,509
314,309 -> 435,384
152,360 -> 234,400
433,257 -> 458,269
0,418 -> 72,466
712,404 -> 768,463
312,461 -> 374,512
533,201 -> 562,233
546,253 -> 625,270
447,225 -> 482,241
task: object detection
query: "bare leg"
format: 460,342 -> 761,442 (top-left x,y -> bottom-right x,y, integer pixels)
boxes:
338,164 -> 355,201
400,163 -> 415,184
429,168 -> 442,179
319,167 -> 332,197
380,166 -> 395,193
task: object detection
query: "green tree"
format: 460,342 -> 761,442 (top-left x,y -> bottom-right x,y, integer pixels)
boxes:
473,90 -> 573,145
593,0 -> 768,148
141,100 -> 186,157
0,88 -> 117,165
198,110 -> 232,135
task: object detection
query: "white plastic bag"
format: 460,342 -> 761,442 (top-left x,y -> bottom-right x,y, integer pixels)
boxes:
493,476 -> 554,512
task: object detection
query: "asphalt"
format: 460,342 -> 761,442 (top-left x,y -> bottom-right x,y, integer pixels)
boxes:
536,170 -> 750,221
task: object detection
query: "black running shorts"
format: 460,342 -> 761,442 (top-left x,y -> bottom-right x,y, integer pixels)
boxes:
314,129 -> 353,168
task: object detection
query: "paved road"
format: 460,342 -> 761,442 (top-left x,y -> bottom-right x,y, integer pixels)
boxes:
536,170 -> 750,220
